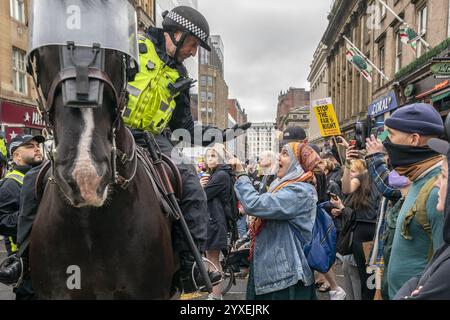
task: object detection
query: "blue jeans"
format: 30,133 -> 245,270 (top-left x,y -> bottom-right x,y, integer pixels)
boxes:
236,215 -> 247,239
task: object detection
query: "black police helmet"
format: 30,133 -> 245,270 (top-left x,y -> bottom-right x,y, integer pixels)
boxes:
162,6 -> 211,51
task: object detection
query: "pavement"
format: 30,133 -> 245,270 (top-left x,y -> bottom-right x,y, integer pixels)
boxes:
184,261 -> 345,301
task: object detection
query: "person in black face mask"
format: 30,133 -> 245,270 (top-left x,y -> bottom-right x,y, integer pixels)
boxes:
383,103 -> 446,299
395,137 -> 450,299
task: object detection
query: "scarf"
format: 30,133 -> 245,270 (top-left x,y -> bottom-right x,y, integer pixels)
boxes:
248,143 -> 315,260
383,139 -> 443,181
394,157 -> 443,182
383,139 -> 440,168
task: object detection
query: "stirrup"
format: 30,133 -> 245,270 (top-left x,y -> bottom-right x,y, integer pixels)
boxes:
0,255 -> 24,288
191,257 -> 223,292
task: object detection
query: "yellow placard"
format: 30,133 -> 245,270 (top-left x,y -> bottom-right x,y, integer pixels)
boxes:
313,103 -> 342,137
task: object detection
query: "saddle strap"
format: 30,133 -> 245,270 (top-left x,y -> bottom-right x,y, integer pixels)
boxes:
136,147 -> 177,220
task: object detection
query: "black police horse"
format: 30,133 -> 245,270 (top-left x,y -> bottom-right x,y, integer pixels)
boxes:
28,45 -> 178,299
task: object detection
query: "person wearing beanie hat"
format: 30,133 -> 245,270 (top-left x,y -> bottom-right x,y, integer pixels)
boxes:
384,103 -> 445,299
394,137 -> 450,300
385,103 -> 444,137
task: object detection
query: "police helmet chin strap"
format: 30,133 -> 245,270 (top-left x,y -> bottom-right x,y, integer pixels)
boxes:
168,31 -> 188,62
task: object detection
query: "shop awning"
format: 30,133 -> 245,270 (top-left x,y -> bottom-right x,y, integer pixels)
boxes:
432,90 -> 450,103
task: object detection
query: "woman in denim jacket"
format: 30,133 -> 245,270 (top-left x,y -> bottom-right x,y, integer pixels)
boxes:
229,142 -> 318,300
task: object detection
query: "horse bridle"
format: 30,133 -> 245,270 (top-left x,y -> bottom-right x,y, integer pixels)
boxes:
28,43 -> 137,189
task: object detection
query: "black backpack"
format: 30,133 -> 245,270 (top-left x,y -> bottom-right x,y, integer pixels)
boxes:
225,174 -> 240,243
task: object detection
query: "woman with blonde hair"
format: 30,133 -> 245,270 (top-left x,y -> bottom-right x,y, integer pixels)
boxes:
200,144 -> 234,300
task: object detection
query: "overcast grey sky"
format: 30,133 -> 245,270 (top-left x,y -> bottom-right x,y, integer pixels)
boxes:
198,0 -> 333,123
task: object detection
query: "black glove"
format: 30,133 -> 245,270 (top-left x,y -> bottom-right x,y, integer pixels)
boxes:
239,122 -> 252,131
222,122 -> 252,142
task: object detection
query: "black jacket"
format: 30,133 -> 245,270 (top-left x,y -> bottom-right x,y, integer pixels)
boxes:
145,27 -> 221,146
395,245 -> 450,300
395,155 -> 450,300
204,165 -> 233,250
17,163 -> 43,246
0,164 -> 31,238
326,165 -> 343,187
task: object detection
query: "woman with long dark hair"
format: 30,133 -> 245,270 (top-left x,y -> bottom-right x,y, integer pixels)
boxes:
331,153 -> 381,300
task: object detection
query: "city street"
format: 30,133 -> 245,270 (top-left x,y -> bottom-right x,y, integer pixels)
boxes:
4,0 -> 449,302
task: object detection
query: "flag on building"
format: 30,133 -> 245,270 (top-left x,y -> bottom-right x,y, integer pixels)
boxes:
399,24 -> 418,52
346,43 -> 373,83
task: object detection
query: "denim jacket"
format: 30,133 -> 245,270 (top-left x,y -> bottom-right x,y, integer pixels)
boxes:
234,175 -> 317,295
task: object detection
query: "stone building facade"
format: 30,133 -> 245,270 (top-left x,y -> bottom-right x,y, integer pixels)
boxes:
318,0 -> 450,141
276,87 -> 310,131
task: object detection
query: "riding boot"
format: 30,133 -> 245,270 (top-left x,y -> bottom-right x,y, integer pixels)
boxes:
0,255 -> 24,286
179,251 -> 222,294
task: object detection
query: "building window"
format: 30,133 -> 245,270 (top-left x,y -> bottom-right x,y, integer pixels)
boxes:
207,76 -> 213,86
207,92 -> 214,102
200,76 -> 207,86
395,31 -> 402,73
200,48 -> 210,65
10,0 -> 25,23
200,91 -> 206,102
379,45 -> 385,87
417,5 -> 428,57
12,48 -> 27,95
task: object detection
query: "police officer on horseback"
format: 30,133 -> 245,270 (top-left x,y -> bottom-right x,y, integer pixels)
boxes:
0,5 -> 250,295
126,6 -> 252,293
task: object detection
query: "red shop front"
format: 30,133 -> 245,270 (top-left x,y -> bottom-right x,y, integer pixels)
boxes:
0,100 -> 45,142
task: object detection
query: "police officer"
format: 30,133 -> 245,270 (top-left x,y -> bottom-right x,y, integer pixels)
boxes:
126,6 -> 250,293
0,134 -> 44,299
0,133 -> 7,179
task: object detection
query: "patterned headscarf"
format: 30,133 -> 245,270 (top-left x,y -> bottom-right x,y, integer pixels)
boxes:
288,142 -> 322,172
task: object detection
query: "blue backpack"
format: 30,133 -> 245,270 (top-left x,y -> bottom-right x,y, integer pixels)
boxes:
290,202 -> 337,273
